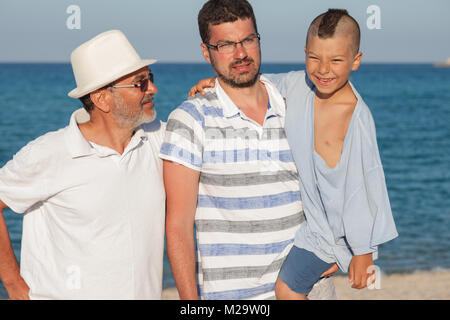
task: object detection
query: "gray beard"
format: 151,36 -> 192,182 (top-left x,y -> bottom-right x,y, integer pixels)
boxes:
112,93 -> 156,129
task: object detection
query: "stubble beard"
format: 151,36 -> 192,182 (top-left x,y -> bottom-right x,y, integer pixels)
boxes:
112,93 -> 156,129
210,54 -> 261,89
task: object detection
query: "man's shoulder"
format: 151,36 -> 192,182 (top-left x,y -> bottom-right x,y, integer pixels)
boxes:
184,88 -> 222,113
168,89 -> 222,125
140,118 -> 165,133
7,127 -> 68,167
24,127 -> 67,152
189,88 -> 220,106
140,119 -> 166,146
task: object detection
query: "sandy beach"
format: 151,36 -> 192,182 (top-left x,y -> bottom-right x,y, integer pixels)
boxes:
162,270 -> 450,300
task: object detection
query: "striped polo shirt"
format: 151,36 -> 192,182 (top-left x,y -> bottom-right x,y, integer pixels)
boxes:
160,76 -> 304,300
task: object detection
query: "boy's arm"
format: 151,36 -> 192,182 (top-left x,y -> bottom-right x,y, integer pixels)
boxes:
0,200 -> 29,300
343,106 -> 398,289
343,176 -> 383,289
164,161 -> 200,299
187,71 -> 307,98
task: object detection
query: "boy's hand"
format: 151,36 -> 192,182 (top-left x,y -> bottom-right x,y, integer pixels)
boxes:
348,253 -> 375,289
188,77 -> 216,97
320,263 -> 339,278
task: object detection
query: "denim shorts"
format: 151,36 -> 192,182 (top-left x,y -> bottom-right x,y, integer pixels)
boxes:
278,246 -> 334,295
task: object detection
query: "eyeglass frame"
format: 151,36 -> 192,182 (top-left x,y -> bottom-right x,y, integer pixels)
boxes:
204,33 -> 261,53
110,72 -> 154,92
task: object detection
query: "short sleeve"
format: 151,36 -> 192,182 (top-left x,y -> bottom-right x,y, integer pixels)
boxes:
159,101 -> 204,171
0,140 -> 51,213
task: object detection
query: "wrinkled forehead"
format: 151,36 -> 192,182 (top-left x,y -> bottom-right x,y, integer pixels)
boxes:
207,18 -> 256,42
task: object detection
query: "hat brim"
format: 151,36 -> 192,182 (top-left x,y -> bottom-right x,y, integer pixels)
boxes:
68,59 -> 157,99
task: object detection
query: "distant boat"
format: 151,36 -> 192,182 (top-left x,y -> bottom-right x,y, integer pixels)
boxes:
434,58 -> 450,67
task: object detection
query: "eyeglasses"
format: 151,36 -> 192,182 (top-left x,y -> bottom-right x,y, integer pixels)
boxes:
205,33 -> 260,54
111,72 -> 154,92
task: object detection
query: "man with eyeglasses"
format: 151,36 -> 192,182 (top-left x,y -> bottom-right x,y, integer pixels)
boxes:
0,30 -> 166,299
160,0 -> 336,300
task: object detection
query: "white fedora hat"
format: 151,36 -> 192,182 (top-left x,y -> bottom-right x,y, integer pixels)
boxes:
68,30 -> 157,99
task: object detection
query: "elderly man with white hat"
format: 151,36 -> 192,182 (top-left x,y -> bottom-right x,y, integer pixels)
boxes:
0,30 -> 166,299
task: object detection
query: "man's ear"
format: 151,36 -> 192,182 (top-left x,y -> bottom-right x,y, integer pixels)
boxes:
201,43 -> 212,64
352,52 -> 363,71
90,88 -> 112,113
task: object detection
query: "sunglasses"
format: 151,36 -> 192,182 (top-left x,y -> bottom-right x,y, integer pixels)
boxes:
111,72 -> 154,92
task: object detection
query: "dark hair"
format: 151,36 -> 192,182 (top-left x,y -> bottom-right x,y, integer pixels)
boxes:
79,84 -> 113,113
198,0 -> 258,43
79,94 -> 95,113
307,9 -> 360,54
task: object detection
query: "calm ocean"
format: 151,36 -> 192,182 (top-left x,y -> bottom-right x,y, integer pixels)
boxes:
0,63 -> 449,298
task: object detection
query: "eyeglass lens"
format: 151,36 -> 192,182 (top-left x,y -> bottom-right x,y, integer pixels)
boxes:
140,73 -> 154,92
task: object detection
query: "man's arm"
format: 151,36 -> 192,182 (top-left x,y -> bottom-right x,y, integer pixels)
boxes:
0,200 -> 29,300
164,160 -> 200,300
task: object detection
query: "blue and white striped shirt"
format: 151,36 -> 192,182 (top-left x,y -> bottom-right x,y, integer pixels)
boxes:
160,76 -> 304,300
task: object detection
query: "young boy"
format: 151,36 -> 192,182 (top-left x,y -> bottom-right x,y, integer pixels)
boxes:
190,9 -> 398,300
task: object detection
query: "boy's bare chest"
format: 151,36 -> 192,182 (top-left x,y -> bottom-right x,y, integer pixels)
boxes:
313,101 -> 355,168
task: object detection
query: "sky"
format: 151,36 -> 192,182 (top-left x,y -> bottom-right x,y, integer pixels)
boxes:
0,0 -> 449,63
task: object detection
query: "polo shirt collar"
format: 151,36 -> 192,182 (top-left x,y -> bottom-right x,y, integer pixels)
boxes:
260,74 -> 284,118
65,108 -> 147,159
214,75 -> 284,120
214,78 -> 241,118
66,108 -> 95,158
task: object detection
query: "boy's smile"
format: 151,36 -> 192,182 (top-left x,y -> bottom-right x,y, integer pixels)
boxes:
314,76 -> 336,87
305,34 -> 362,99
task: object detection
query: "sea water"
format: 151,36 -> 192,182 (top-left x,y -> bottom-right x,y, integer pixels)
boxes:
0,63 -> 449,298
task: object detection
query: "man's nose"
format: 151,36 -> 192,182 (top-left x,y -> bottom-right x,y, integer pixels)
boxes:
145,78 -> 158,95
233,42 -> 248,59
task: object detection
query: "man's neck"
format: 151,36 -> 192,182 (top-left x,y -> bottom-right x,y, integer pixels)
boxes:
217,77 -> 269,126
78,111 -> 136,155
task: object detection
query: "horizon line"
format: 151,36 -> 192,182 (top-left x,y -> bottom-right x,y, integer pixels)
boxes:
0,61 -> 439,65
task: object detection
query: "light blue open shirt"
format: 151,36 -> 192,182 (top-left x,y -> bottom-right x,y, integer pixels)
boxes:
265,71 -> 398,271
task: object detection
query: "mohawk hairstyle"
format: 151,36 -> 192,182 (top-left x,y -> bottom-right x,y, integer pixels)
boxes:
307,9 -> 361,55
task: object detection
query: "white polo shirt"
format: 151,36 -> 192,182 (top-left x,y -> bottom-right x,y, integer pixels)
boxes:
0,108 -> 166,299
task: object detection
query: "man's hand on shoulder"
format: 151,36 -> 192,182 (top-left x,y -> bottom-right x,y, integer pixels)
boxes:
188,77 -> 216,98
